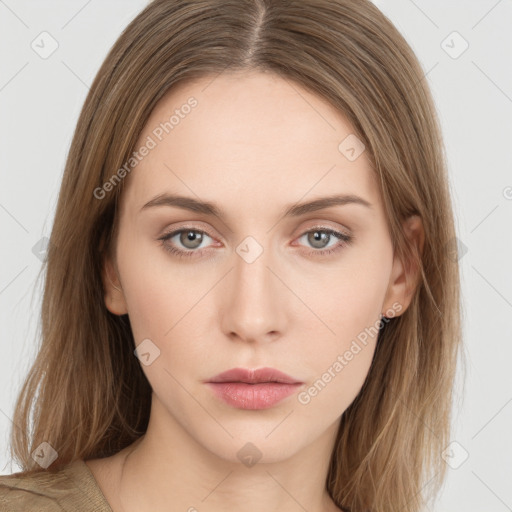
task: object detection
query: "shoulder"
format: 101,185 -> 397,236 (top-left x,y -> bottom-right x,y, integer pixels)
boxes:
0,459 -> 112,511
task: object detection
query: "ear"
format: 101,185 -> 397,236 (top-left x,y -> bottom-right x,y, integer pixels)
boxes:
381,214 -> 425,317
102,256 -> 128,316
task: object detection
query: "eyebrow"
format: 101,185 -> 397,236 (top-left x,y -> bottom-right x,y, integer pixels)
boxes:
140,192 -> 372,219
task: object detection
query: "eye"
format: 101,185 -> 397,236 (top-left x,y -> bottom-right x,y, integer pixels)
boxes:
158,225 -> 354,260
295,227 -> 353,257
158,228 -> 215,259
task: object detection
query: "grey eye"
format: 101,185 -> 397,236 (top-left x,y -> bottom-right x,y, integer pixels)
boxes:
306,230 -> 332,249
177,230 -> 206,249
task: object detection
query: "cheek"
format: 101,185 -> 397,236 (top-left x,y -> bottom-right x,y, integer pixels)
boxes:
114,230 -> 175,343
294,251 -> 391,412
296,286 -> 382,419
116,230 -> 218,363
305,248 -> 390,345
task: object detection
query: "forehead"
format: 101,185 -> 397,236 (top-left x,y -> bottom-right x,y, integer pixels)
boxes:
121,71 -> 380,218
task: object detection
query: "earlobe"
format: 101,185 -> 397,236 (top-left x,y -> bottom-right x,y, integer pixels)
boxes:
102,258 -> 128,316
381,215 -> 425,317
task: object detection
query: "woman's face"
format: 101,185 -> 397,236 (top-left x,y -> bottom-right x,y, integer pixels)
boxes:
104,70 -> 414,463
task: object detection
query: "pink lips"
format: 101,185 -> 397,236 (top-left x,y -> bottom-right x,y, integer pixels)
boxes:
206,367 -> 303,410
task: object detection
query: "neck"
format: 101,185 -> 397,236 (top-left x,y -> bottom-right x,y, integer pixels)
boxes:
113,396 -> 342,512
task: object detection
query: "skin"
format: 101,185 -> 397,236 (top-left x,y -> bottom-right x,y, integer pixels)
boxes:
85,70 -> 424,512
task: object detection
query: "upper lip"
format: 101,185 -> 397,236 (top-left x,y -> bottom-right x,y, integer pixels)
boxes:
207,367 -> 302,384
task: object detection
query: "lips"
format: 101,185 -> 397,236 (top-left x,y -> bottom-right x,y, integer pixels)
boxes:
207,367 -> 302,385
205,367 -> 304,410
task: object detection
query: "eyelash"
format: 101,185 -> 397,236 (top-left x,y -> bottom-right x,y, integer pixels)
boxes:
158,226 -> 353,260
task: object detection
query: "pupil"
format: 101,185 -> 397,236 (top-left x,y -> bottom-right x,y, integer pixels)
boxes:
183,231 -> 202,249
311,231 -> 328,248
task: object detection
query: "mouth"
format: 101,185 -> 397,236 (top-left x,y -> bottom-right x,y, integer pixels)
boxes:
207,367 -> 303,385
205,367 -> 304,410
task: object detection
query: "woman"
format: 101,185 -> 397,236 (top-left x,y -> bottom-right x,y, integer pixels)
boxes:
0,0 -> 462,511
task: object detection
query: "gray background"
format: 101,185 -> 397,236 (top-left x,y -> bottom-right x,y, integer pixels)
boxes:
1,1 -> 511,510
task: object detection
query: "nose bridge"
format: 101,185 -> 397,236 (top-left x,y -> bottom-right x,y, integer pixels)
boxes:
235,236 -> 273,296
221,233 -> 285,341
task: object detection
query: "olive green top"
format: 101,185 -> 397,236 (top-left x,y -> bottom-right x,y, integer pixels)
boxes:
0,459 -> 112,511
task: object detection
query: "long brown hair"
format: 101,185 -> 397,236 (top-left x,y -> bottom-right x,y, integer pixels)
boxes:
8,1 -> 463,510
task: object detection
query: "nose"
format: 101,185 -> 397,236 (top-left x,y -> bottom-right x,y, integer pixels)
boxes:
220,237 -> 288,344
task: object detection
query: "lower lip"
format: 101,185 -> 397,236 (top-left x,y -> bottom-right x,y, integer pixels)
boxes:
206,382 -> 302,410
